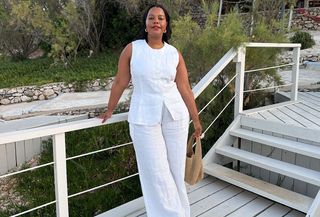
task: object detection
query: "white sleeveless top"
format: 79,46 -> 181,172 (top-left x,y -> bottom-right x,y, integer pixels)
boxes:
128,39 -> 189,125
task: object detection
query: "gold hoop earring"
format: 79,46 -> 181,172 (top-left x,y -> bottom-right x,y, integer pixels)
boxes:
145,29 -> 147,32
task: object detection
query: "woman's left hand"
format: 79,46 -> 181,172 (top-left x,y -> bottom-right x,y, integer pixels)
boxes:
193,120 -> 202,138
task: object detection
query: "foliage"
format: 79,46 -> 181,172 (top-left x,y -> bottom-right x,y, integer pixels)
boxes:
0,51 -> 118,89
1,123 -> 141,217
171,1 -> 288,153
290,31 -> 315,50
0,1 -> 41,61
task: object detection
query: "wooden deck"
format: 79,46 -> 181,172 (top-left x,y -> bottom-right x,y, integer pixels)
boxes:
98,176 -> 305,217
244,92 -> 320,130
99,91 -> 320,217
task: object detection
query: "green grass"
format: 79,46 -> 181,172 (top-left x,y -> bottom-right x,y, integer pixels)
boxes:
0,122 -> 141,217
0,51 -> 119,89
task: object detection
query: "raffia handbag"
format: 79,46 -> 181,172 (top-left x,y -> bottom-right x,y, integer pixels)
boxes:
185,136 -> 204,185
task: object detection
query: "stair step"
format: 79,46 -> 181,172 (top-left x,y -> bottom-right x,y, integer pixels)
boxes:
215,146 -> 320,187
239,116 -> 320,143
230,128 -> 320,159
204,163 -> 313,213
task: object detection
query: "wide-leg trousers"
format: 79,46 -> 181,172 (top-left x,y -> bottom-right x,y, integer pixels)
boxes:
129,106 -> 190,217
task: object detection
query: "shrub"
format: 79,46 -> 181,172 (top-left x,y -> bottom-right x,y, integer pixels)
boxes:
290,31 -> 315,50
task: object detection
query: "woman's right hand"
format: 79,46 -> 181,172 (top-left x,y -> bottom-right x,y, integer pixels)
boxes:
99,110 -> 112,123
193,120 -> 202,138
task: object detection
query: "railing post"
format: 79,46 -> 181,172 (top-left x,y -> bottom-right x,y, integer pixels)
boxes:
234,45 -> 246,118
53,133 -> 69,217
306,190 -> 320,217
291,47 -> 300,101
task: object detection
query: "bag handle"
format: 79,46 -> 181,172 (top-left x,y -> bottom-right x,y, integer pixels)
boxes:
186,136 -> 201,157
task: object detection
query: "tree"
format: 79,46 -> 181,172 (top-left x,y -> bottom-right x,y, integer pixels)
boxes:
0,0 -> 41,60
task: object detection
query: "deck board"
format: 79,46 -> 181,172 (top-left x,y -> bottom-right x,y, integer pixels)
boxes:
97,177 -> 301,217
248,92 -> 320,130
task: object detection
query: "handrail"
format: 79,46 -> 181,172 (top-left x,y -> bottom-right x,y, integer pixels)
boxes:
192,48 -> 237,98
244,42 -> 301,48
0,113 -> 128,145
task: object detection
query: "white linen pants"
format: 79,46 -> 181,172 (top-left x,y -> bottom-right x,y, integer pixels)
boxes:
129,106 -> 190,217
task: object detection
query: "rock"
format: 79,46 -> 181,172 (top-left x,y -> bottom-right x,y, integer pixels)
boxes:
13,97 -> 21,103
7,88 -> 17,94
38,94 -> 45,100
21,96 -> 31,102
12,93 -> 22,97
92,81 -> 100,87
24,90 -> 34,97
0,99 -> 10,105
43,89 -> 55,98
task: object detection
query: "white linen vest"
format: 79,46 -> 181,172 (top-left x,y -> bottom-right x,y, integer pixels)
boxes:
128,39 -> 189,125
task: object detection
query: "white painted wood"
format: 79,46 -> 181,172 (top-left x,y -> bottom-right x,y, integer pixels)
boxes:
15,141 -> 25,166
284,210 -> 306,217
258,110 -> 283,123
0,112 -> 129,145
278,106 -> 319,129
192,48 -> 237,98
251,128 -> 262,180
306,190 -> 320,217
186,176 -> 217,193
6,143 -> 16,170
0,144 -> 8,174
308,156 -> 320,198
299,92 -> 320,103
230,128 -> 320,159
291,47 -> 300,101
53,133 -> 69,217
204,163 -> 313,212
256,203 -> 291,217
24,139 -> 34,161
301,100 -> 320,112
227,196 -> 273,217
234,46 -> 246,117
199,191 -> 257,217
306,92 -> 320,99
240,116 -> 320,143
203,116 -> 241,166
294,153 -> 309,195
216,146 -> 320,186
288,105 -> 320,127
96,197 -> 145,217
295,103 -> 320,119
191,185 -> 242,216
188,180 -> 229,204
247,112 -> 264,119
281,149 -> 295,190
245,43 -> 301,48
32,138 -> 41,154
242,101 -> 299,115
270,108 -> 304,126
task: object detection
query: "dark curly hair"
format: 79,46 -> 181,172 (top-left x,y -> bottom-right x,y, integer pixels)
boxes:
136,4 -> 172,43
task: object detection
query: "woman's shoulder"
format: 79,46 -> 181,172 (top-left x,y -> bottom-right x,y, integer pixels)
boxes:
132,39 -> 145,46
165,43 -> 180,55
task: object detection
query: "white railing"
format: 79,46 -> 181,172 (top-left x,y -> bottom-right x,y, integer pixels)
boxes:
0,43 -> 301,216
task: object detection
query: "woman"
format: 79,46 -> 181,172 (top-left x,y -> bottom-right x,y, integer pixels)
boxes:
100,4 -> 202,217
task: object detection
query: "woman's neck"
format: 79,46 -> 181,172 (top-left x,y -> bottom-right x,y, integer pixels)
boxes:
147,37 -> 164,49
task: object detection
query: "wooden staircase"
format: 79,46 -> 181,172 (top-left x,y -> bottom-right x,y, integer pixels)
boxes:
203,115 -> 320,216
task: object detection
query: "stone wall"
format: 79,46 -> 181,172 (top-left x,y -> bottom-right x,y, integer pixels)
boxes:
292,7 -> 320,31
0,78 -> 114,106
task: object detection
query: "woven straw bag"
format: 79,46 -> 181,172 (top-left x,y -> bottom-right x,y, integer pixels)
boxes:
185,136 -> 204,185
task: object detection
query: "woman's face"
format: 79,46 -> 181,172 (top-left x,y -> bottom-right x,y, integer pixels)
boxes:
145,7 -> 167,38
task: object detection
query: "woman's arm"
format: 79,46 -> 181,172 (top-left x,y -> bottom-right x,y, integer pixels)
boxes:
100,43 -> 132,123
176,51 -> 202,137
